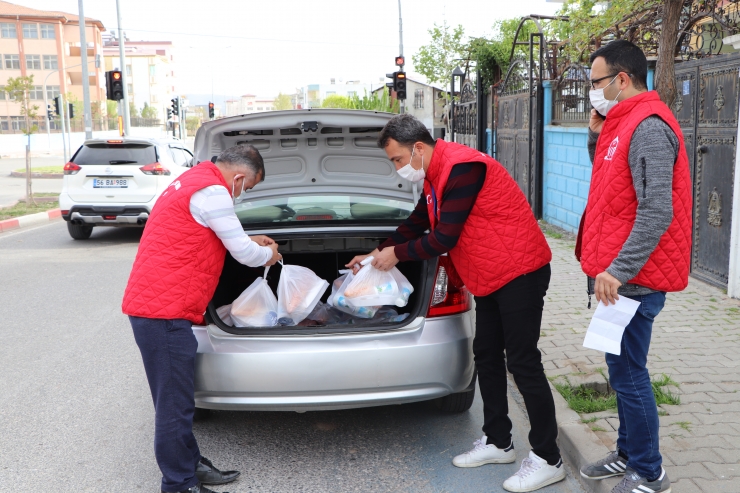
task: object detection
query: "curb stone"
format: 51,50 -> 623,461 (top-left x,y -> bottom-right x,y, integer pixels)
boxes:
0,208 -> 62,233
9,171 -> 63,179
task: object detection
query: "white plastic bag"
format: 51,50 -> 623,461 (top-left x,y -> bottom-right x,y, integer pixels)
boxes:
389,268 -> 414,307
277,262 -> 329,325
328,270 -> 380,319
343,257 -> 400,306
216,304 -> 234,326
230,267 -> 278,327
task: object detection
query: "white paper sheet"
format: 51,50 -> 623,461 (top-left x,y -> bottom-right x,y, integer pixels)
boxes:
582,297 -> 641,355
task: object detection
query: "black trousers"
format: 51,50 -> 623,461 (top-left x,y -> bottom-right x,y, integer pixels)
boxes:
473,263 -> 560,465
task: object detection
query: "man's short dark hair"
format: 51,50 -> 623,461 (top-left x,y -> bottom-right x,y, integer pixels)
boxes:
589,40 -> 648,91
216,144 -> 265,180
378,114 -> 436,150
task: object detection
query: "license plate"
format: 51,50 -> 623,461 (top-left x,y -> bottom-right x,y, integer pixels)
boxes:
93,178 -> 128,188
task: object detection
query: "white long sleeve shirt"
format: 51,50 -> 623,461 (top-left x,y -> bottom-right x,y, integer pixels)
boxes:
189,185 -> 272,267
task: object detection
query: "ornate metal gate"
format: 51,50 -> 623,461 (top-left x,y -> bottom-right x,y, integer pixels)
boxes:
450,75 -> 488,153
673,51 -> 740,287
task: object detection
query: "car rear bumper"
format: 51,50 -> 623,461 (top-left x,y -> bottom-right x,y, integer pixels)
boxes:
62,205 -> 151,226
192,312 -> 475,411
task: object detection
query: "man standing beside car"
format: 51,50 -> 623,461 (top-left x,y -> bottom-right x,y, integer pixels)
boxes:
122,145 -> 282,493
576,40 -> 691,493
347,114 -> 565,492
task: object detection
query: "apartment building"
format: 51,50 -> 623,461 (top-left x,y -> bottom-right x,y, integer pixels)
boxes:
102,33 -> 176,121
0,0 -> 106,131
224,94 -> 275,117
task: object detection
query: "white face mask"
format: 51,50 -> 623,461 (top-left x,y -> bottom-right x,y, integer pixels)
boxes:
231,175 -> 249,205
396,147 -> 425,182
589,75 -> 623,117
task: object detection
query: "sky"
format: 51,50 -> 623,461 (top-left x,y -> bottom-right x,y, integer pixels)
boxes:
29,0 -> 562,100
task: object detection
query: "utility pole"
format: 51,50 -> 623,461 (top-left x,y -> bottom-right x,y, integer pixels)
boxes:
398,0 -> 405,114
58,95 -> 68,164
78,0 -> 93,139
115,0 -> 131,135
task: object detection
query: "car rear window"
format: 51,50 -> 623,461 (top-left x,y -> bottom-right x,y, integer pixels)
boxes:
71,143 -> 156,165
236,195 -> 415,227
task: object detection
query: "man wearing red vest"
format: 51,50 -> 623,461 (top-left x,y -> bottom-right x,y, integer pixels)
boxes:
122,145 -> 282,493
576,41 -> 692,493
347,115 -> 565,492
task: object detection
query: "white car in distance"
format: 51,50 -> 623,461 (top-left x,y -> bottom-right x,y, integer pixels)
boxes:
59,138 -> 193,239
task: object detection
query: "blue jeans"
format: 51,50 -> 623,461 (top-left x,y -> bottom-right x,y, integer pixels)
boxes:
605,292 -> 666,480
130,316 -> 201,492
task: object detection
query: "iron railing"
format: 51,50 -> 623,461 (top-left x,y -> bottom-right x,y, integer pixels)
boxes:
0,117 -> 163,134
552,65 -> 591,124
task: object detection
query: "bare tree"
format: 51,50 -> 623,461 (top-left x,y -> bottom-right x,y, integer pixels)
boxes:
6,75 -> 39,205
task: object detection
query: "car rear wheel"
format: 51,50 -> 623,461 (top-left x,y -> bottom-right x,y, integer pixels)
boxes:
67,222 -> 93,240
193,407 -> 211,422
434,370 -> 477,413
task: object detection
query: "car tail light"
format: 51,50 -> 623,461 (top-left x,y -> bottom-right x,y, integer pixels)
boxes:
63,162 -> 81,175
139,162 -> 171,176
296,214 -> 334,221
427,256 -> 471,318
61,210 -> 69,215
103,215 -> 117,220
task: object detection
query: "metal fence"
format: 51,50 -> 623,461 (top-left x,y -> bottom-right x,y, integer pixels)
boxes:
0,117 -> 163,134
552,65 -> 591,124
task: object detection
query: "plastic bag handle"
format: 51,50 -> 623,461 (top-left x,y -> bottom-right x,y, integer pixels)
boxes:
263,266 -> 270,279
360,256 -> 374,266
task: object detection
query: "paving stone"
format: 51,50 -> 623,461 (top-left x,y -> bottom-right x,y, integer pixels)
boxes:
668,479 -> 703,493
663,462 -> 715,480
702,462 -> 740,479
664,448 -> 724,466
694,478 -> 740,492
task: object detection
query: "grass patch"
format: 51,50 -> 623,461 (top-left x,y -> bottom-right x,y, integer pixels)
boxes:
0,194 -> 59,220
658,410 -> 668,416
591,426 -> 607,432
581,416 -> 599,424
554,383 -> 617,413
652,374 -> 681,406
675,421 -> 691,431
13,166 -> 64,174
710,298 -> 717,302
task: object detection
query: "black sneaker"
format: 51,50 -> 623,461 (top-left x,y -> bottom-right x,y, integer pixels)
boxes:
611,468 -> 671,493
580,449 -> 628,479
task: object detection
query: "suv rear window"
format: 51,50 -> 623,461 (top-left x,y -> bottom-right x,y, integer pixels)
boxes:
235,194 -> 414,227
71,143 -> 156,165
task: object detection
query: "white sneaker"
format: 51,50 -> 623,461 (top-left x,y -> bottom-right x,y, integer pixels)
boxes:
502,450 -> 566,492
452,435 -> 516,467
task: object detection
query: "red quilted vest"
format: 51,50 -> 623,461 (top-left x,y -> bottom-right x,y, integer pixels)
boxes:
424,139 -> 552,296
122,161 -> 230,324
578,91 -> 692,291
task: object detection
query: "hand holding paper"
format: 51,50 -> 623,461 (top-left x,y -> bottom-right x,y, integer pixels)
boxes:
582,297 -> 641,355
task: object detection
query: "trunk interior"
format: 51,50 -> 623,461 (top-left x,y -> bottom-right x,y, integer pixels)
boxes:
206,235 -> 433,335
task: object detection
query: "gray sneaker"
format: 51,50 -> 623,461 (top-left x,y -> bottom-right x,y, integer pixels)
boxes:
611,468 -> 671,493
580,450 -> 628,479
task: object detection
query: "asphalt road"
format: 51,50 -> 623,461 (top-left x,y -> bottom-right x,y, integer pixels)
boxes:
0,221 -> 584,493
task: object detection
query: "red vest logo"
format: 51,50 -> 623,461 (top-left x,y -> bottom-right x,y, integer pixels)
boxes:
427,194 -> 432,204
604,136 -> 619,161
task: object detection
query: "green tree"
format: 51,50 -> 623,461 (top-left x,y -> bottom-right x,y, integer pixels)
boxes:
321,94 -> 352,108
106,100 -> 118,118
129,101 -> 140,119
412,22 -> 467,86
141,102 -> 157,119
6,75 -> 40,203
348,88 -> 399,113
186,115 -> 201,136
273,92 -> 293,110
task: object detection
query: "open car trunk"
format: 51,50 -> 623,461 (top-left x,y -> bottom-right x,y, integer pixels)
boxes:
206,234 -> 434,335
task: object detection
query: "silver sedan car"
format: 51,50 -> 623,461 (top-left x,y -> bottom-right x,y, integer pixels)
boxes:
191,109 -> 476,417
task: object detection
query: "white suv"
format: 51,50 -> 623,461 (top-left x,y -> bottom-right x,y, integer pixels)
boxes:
59,137 -> 193,239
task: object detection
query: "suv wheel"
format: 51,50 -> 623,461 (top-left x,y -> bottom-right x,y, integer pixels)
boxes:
67,222 -> 93,240
434,370 -> 477,413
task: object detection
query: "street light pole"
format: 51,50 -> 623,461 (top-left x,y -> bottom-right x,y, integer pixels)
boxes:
115,0 -> 131,135
78,0 -> 93,139
398,0 -> 405,114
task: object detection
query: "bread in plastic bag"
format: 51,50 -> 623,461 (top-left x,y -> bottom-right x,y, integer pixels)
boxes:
276,261 -> 329,325
328,269 -> 380,319
216,304 -> 234,326
343,257 -> 400,306
230,267 -> 278,327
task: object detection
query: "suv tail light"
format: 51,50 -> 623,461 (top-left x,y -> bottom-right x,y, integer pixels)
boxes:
139,162 -> 171,176
427,256 -> 471,318
63,162 -> 81,175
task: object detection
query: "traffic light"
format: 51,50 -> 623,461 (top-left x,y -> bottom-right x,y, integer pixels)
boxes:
208,102 -> 215,119
47,104 -> 53,121
394,71 -> 407,100
53,96 -> 61,116
171,97 -> 179,116
106,70 -> 123,101
395,55 -> 405,67
167,108 -> 173,120
68,103 -> 74,119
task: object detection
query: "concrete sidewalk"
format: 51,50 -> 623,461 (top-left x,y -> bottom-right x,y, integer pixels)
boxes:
542,231 -> 740,492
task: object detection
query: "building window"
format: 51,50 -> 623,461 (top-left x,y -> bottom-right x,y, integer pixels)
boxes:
29,86 -> 44,100
11,116 -> 25,130
4,54 -> 20,69
22,23 -> 38,39
413,89 -> 424,109
347,91 -> 356,97
25,55 -> 41,70
0,23 -> 17,39
42,55 -> 58,70
0,117 -> 7,131
46,85 -> 60,100
149,65 -> 156,76
126,65 -> 132,76
40,24 -> 55,39
127,84 -> 133,94
0,86 -> 5,100
151,94 -> 158,103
